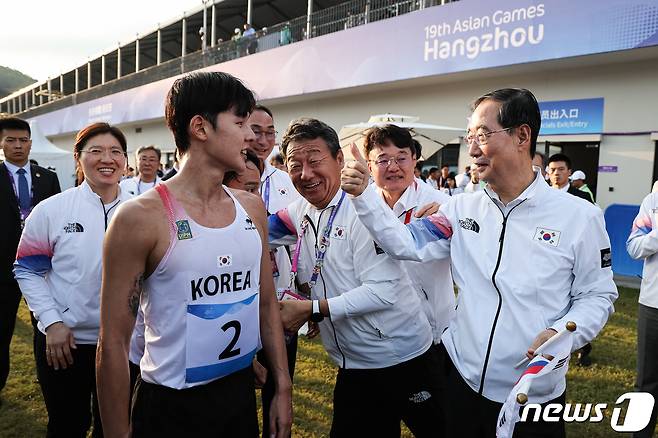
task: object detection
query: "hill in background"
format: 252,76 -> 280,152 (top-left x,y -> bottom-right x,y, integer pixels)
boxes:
0,66 -> 36,99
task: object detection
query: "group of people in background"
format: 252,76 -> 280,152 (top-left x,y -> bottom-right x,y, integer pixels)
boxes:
416,151 -> 596,205
0,73 -> 656,438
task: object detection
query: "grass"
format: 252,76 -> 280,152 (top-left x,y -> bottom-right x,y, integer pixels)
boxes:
0,286 -> 653,437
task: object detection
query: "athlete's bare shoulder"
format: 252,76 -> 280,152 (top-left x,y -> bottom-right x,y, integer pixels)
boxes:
115,189 -> 165,226
228,188 -> 267,222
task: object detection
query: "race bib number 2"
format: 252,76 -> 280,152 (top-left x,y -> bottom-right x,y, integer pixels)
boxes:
185,293 -> 260,384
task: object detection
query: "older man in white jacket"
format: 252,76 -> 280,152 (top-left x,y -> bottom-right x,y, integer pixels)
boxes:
342,88 -> 617,438
269,118 -> 444,437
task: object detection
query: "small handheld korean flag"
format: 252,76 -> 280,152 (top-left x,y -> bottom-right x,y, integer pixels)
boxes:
496,322 -> 576,438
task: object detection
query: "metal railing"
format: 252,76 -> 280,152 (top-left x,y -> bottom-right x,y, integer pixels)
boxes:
10,0 -> 458,118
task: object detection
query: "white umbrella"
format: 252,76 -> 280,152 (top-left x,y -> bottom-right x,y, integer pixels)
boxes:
338,114 -> 464,160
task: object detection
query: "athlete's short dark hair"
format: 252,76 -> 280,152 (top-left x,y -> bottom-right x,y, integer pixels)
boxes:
165,72 -> 255,154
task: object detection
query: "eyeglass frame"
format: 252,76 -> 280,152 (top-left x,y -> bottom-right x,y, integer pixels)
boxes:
465,126 -> 516,146
251,129 -> 277,140
368,155 -> 413,168
79,147 -> 127,159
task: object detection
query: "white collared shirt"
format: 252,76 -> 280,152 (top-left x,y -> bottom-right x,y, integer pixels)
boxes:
377,181 -> 455,343
4,160 -> 32,198
269,189 -> 433,369
119,175 -> 162,196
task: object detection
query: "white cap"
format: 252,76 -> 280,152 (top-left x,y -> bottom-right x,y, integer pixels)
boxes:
570,170 -> 586,181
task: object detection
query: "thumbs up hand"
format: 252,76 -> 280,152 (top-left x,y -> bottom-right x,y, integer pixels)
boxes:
341,143 -> 370,197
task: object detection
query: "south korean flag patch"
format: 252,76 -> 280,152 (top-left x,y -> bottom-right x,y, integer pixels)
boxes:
331,225 -> 346,240
533,227 -> 561,247
217,255 -> 232,267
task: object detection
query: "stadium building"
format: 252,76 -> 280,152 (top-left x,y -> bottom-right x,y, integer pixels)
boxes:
1,0 -> 657,217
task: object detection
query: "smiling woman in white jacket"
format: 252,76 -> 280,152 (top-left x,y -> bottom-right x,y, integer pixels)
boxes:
14,122 -> 132,438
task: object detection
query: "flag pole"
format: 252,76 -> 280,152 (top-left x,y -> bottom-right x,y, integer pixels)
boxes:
514,321 -> 577,368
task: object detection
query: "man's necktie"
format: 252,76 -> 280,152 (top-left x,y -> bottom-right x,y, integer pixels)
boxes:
17,168 -> 31,211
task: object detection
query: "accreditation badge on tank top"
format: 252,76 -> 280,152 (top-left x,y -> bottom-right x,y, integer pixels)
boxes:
185,292 -> 260,384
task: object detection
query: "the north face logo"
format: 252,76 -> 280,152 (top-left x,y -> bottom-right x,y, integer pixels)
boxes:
459,218 -> 480,233
408,391 -> 432,403
64,222 -> 84,233
245,217 -> 256,230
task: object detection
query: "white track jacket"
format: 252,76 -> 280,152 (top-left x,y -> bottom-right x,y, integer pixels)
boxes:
269,189 -> 433,369
350,171 -> 617,402
627,192 -> 658,308
14,181 -> 132,344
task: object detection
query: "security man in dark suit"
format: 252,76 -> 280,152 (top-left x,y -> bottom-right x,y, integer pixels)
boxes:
0,117 -> 60,399
547,153 -> 593,203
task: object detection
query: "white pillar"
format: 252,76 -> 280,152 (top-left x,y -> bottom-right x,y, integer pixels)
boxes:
117,46 -> 122,78
247,0 -> 253,24
211,4 -> 216,47
87,61 -> 92,88
32,88 -> 36,106
39,86 -> 44,105
157,27 -> 162,64
306,0 -> 313,39
47,79 -> 52,102
202,5 -> 207,51
101,55 -> 106,84
59,74 -> 64,94
24,93 -> 28,111
135,36 -> 141,71
182,15 -> 187,56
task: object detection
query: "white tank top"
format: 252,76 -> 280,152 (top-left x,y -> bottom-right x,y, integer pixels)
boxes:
139,184 -> 262,389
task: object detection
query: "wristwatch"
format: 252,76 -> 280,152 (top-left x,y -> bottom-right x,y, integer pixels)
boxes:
311,300 -> 324,323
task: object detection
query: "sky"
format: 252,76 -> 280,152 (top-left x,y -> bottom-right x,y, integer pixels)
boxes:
1,0 -> 206,82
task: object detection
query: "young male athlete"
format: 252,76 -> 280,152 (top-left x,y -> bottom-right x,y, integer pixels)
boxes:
96,72 -> 292,438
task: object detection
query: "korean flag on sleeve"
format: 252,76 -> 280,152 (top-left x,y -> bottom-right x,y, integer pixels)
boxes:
496,326 -> 575,438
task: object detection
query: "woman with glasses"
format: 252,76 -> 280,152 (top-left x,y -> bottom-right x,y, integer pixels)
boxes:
14,122 -> 132,438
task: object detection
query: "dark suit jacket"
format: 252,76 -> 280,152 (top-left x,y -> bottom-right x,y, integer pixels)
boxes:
567,184 -> 593,203
161,167 -> 177,181
0,162 -> 61,283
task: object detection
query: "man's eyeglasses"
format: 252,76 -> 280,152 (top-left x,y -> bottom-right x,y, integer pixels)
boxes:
81,147 -> 126,158
465,127 -> 514,146
369,156 -> 411,168
252,129 -> 277,140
